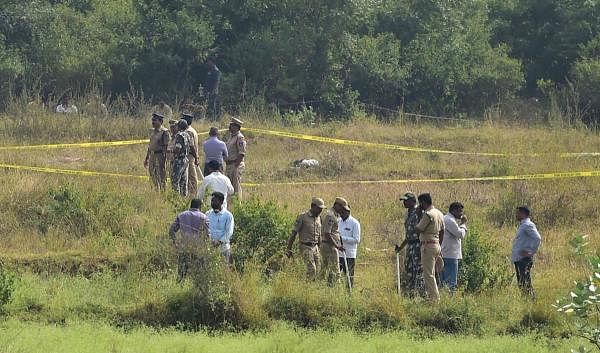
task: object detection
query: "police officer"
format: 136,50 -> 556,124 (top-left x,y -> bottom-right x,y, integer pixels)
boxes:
144,113 -> 170,191
321,197 -> 347,286
171,119 -> 195,196
414,193 -> 445,302
286,198 -> 326,280
182,113 -> 202,197
225,117 -> 247,203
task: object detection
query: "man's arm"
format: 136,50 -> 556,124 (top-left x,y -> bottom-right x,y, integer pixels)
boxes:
525,224 -> 542,255
415,213 -> 430,233
287,215 -> 303,255
225,176 -> 234,195
144,148 -> 150,167
444,217 -> 467,240
223,213 -> 234,243
222,143 -> 229,160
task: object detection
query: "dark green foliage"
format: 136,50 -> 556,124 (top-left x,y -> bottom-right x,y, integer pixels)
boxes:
459,224 -> 512,293
0,262 -> 16,312
414,297 -> 485,334
231,198 -> 293,272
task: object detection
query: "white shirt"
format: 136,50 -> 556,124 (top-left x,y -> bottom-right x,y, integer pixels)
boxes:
55,104 -> 78,114
198,172 -> 234,209
337,215 -> 361,258
441,213 -> 468,259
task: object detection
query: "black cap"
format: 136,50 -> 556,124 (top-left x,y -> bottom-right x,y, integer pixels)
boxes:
182,113 -> 194,123
152,113 -> 165,121
207,160 -> 221,171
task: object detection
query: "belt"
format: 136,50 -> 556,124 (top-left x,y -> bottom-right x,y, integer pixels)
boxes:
421,240 -> 439,245
301,241 -> 319,247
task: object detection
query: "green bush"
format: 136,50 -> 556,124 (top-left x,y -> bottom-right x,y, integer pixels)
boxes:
414,297 -> 485,334
459,224 -> 512,293
0,262 -> 16,312
231,198 -> 293,272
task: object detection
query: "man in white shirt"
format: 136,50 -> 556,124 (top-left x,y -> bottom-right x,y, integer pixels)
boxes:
338,205 -> 361,287
441,202 -> 468,292
55,97 -> 78,114
198,160 -> 234,210
206,192 -> 234,263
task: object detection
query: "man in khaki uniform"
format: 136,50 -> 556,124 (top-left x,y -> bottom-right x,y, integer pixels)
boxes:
415,193 -> 445,302
225,117 -> 247,203
144,113 -> 170,191
320,197 -> 348,286
286,198 -> 326,280
182,113 -> 202,197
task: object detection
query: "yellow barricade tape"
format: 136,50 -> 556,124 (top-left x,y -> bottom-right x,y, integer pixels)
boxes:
1,163 -> 599,186
0,139 -> 148,151
244,127 -> 600,158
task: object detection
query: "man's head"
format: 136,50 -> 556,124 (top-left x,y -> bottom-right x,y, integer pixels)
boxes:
333,197 -> 350,214
63,96 -> 70,105
151,113 -> 164,129
169,119 -> 178,133
182,113 -> 194,126
207,160 -> 222,174
176,119 -> 188,132
310,197 -> 326,217
207,58 -> 216,68
190,198 -> 202,210
229,117 -> 243,133
340,207 -> 351,220
516,206 -> 531,221
449,202 -> 464,219
209,127 -> 219,137
211,192 -> 225,210
400,192 -> 417,209
417,193 -> 433,209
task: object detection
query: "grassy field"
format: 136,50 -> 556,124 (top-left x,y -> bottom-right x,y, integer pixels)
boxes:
0,110 -> 598,352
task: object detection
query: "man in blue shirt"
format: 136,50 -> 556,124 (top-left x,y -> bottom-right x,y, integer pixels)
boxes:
207,192 -> 234,263
203,127 -> 228,176
512,206 -> 542,296
169,198 -> 209,282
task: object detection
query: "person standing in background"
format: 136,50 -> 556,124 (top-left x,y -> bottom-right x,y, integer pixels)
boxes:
182,113 -> 202,196
225,117 -> 247,204
203,127 -> 228,176
338,204 -> 361,287
441,202 -> 468,292
395,192 -> 425,297
415,193 -> 445,302
512,206 -> 542,297
144,113 -> 170,191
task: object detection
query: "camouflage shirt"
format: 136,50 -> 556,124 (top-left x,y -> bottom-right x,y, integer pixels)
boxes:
405,208 -> 420,243
173,131 -> 191,161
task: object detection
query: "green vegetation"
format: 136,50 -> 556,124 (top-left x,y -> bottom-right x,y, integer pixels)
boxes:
1,0 -> 599,122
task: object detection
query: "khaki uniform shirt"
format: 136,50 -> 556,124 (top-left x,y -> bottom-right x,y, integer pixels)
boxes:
294,210 -> 322,244
148,127 -> 170,153
415,206 -> 445,242
226,132 -> 247,163
321,208 -> 341,247
186,126 -> 199,159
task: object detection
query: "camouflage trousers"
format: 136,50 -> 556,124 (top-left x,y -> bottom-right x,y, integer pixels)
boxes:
226,162 -> 245,203
148,153 -> 167,191
171,158 -> 189,196
320,243 -> 341,286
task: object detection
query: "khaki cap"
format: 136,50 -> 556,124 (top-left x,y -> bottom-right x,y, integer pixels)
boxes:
311,197 -> 326,209
334,197 -> 351,211
400,192 -> 416,201
230,117 -> 244,126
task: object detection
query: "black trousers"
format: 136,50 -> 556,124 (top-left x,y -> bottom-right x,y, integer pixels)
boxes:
514,257 -> 534,296
339,257 -> 356,286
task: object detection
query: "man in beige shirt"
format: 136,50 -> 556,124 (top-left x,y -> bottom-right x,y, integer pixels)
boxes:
225,117 -> 247,203
320,197 -> 348,286
144,113 -> 170,191
415,193 -> 445,302
286,198 -> 326,280
182,113 -> 202,197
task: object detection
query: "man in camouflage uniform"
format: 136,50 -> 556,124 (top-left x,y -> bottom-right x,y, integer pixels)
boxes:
144,113 -> 170,191
171,119 -> 197,196
395,192 -> 425,297
320,197 -> 348,286
225,117 -> 247,204
286,198 -> 327,280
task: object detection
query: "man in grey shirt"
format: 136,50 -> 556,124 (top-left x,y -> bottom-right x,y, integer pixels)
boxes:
512,206 -> 542,296
203,127 -> 228,176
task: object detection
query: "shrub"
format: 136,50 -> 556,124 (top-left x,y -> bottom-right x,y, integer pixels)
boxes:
231,198 -> 293,272
414,297 -> 485,334
0,262 -> 16,312
459,224 -> 512,293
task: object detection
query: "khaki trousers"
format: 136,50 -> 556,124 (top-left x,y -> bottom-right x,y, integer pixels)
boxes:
421,242 -> 441,302
320,243 -> 340,285
226,162 -> 245,202
300,244 -> 321,280
187,158 -> 200,197
148,153 -> 167,191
